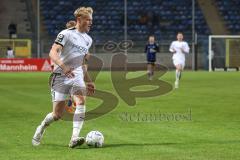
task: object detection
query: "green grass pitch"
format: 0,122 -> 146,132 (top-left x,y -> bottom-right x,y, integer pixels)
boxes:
0,71 -> 239,160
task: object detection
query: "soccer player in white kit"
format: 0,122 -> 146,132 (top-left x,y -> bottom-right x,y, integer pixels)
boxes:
32,7 -> 95,148
169,32 -> 190,88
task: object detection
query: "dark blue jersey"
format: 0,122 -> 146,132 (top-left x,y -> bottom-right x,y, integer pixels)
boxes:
145,43 -> 159,62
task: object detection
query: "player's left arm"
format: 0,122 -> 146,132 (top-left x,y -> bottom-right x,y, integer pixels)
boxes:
155,43 -> 160,52
181,42 -> 190,54
82,53 -> 95,95
144,44 -> 148,53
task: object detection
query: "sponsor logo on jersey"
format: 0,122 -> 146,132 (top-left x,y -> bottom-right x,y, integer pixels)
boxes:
69,42 -> 88,54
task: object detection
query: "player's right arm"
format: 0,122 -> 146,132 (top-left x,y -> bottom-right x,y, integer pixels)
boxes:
49,30 -> 74,78
49,44 -> 74,78
169,42 -> 176,53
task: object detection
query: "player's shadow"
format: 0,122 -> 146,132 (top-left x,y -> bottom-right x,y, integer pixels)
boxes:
43,142 -> 178,149
103,142 -> 178,148
70,142 -> 178,150
41,140 -> 240,149
41,143 -> 69,148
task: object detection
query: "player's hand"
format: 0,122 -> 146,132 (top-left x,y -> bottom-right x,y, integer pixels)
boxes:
86,82 -> 95,96
181,48 -> 185,53
150,48 -> 156,52
172,49 -> 176,53
62,66 -> 75,78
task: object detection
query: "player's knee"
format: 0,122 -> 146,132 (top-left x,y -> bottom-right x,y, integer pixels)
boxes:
74,95 -> 85,105
53,113 -> 62,120
176,66 -> 182,71
76,99 -> 85,105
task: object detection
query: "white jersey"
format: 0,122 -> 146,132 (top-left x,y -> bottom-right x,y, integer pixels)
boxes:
169,41 -> 189,63
51,27 -> 92,101
54,27 -> 92,73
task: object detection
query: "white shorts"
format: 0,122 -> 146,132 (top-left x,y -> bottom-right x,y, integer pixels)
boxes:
172,54 -> 185,68
173,59 -> 185,68
50,68 -> 86,102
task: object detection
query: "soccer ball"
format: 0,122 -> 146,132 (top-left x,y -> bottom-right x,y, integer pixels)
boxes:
86,131 -> 104,148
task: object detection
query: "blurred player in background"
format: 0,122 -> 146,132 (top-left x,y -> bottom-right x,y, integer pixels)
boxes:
6,46 -> 14,58
66,20 -> 76,28
169,32 -> 190,88
145,35 -> 159,80
32,7 -> 95,148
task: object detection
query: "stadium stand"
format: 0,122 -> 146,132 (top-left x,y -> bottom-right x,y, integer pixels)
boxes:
39,0 -> 210,43
215,0 -> 240,34
0,0 -> 32,38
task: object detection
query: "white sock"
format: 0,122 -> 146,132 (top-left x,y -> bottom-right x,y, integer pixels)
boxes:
176,70 -> 181,81
40,112 -> 55,129
71,105 -> 85,140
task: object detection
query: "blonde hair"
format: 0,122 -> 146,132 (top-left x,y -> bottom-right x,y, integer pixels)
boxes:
74,7 -> 93,18
66,20 -> 76,28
